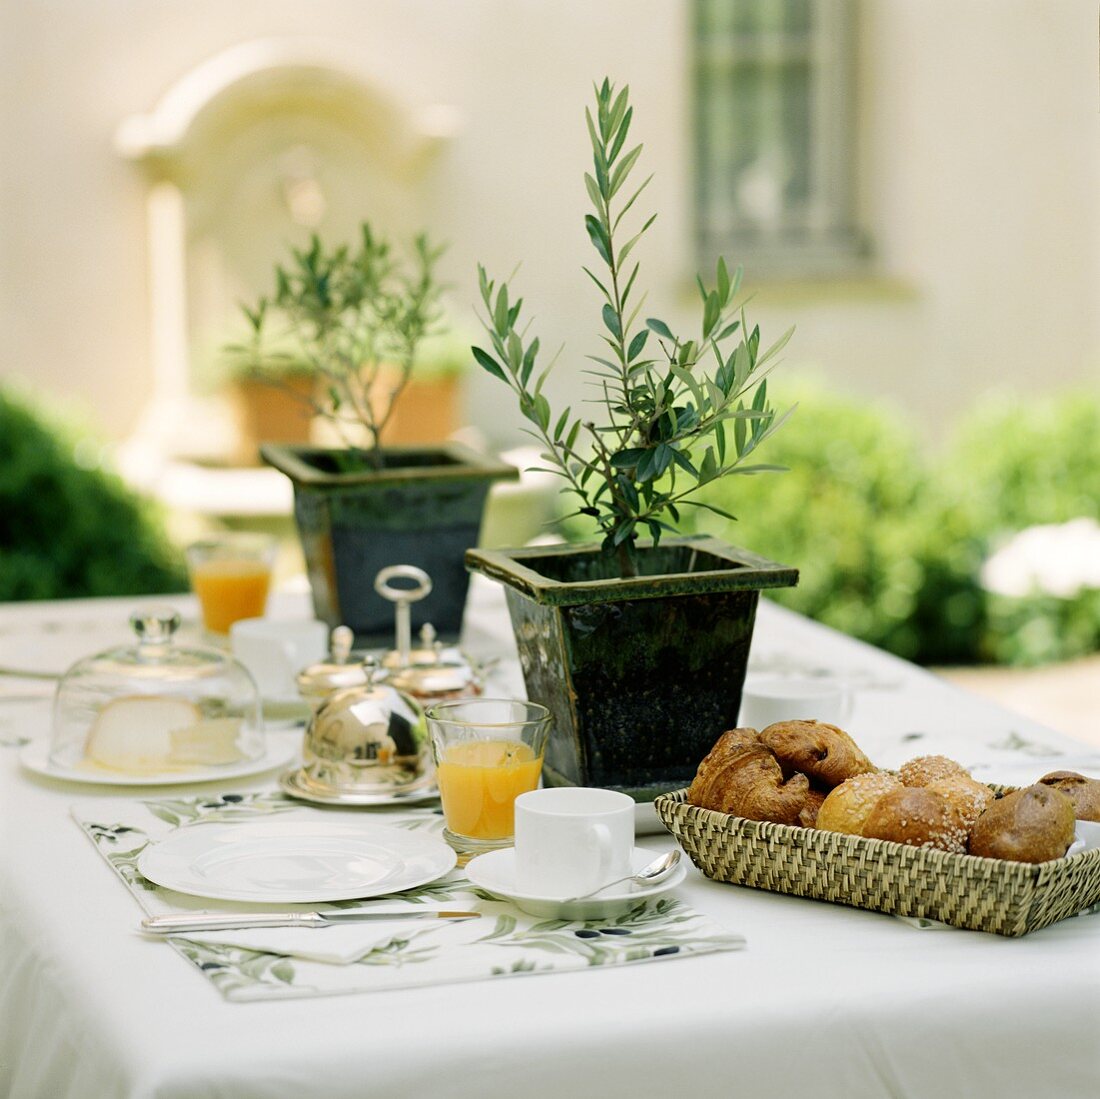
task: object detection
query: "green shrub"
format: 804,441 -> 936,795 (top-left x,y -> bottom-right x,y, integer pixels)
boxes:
0,389 -> 186,600
940,390 -> 1100,665
943,390 -> 1100,534
679,385 -> 987,665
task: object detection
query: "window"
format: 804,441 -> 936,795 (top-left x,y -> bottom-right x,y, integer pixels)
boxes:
695,0 -> 865,277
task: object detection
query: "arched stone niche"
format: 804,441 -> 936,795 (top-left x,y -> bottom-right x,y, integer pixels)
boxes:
118,38 -> 460,462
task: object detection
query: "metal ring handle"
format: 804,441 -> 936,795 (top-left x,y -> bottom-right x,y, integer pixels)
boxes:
374,565 -> 433,604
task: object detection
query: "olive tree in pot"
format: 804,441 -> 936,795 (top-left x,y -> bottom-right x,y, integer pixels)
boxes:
465,80 -> 798,800
235,227 -> 515,644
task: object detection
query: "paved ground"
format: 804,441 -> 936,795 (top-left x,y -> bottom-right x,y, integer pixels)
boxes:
936,654 -> 1100,748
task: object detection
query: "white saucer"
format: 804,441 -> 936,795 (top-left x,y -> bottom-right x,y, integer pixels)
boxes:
465,844 -> 687,920
138,813 -> 456,903
279,767 -> 440,808
20,732 -> 299,788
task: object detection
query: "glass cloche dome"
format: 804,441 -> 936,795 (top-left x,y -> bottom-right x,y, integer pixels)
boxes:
50,608 -> 264,776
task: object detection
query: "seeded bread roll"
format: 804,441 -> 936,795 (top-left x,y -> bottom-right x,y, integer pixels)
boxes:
816,772 -> 903,836
861,787 -> 969,853
898,755 -> 968,788
969,785 -> 1076,863
1038,771 -> 1100,823
757,720 -> 876,790
927,773 -> 996,832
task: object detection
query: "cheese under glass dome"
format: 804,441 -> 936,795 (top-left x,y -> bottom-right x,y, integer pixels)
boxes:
50,608 -> 264,776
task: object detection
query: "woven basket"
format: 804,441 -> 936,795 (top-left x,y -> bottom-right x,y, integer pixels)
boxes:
655,788 -> 1100,936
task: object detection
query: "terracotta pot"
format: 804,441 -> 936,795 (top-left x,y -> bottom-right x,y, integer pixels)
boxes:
230,376 -> 314,465
383,375 -> 462,446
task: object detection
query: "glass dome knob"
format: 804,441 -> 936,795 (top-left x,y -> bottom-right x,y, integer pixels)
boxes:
130,608 -> 182,645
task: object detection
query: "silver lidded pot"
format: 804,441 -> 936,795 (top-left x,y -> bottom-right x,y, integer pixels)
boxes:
298,657 -> 433,798
295,625 -> 370,709
372,565 -> 483,707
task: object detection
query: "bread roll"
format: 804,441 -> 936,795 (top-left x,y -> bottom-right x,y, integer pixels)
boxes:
816,772 -> 903,836
969,785 -> 1076,863
687,727 -> 812,825
861,787 -> 969,853
1038,771 -> 1100,823
927,773 -> 996,832
757,720 -> 876,789
898,755 -> 968,788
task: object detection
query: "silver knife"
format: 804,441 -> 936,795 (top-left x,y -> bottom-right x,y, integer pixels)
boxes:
141,909 -> 480,933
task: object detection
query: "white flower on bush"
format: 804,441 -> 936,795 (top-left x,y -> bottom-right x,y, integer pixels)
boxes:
981,517 -> 1100,598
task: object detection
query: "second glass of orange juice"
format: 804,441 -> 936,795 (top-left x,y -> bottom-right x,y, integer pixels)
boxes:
426,699 -> 551,863
186,534 -> 277,637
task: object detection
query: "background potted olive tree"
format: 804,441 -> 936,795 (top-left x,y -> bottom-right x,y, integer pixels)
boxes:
235,226 -> 514,643
465,80 -> 798,799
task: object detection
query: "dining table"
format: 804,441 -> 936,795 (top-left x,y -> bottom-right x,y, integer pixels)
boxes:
2,576 -> 1099,1099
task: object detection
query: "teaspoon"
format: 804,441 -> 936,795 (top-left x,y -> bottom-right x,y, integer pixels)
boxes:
563,849 -> 682,903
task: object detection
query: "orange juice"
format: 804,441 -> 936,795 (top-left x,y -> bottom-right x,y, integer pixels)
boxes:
436,740 -> 543,840
190,559 -> 272,634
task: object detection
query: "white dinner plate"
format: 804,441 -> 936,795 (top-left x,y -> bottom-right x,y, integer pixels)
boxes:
137,815 -> 456,903
19,732 -> 299,788
465,844 -> 687,920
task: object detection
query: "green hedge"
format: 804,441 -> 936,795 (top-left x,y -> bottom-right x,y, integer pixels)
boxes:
557,383 -> 1099,667
0,389 -> 186,600
941,391 -> 1100,665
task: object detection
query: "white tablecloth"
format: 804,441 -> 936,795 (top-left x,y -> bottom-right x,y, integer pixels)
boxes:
2,580 -> 1100,1099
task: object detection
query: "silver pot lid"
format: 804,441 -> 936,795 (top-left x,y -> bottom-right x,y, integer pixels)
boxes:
381,623 -> 481,699
296,626 -> 370,701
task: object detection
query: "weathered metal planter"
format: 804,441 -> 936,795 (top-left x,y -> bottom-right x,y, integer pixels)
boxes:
262,443 -> 515,645
465,537 -> 798,801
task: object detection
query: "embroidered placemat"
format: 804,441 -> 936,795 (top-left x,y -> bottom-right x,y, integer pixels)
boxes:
73,792 -> 745,1002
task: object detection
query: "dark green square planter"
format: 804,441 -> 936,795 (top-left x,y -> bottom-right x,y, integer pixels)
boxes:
465,537 -> 798,801
262,442 -> 516,645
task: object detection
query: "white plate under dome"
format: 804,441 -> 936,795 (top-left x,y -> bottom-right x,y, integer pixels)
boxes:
20,732 -> 299,787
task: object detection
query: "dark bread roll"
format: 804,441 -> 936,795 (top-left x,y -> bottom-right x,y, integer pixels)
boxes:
861,787 -> 969,853
969,785 -> 1076,863
757,720 -> 876,789
1038,771 -> 1100,823
687,727 -> 812,825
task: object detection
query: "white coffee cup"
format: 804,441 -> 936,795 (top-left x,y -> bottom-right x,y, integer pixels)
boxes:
738,675 -> 854,729
514,787 -> 635,897
230,618 -> 328,700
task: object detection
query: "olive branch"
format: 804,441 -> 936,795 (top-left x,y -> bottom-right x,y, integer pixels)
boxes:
473,78 -> 794,577
228,225 -> 446,468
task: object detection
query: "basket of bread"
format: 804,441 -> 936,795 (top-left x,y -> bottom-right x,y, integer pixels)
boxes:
654,721 -> 1100,936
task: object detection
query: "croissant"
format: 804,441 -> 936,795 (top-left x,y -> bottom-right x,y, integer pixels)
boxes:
758,720 -> 876,789
687,727 -> 811,825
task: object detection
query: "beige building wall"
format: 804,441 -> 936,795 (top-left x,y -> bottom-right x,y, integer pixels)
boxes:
0,0 -> 1096,448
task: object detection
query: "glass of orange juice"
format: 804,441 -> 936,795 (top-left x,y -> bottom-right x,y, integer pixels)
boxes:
426,699 -> 551,864
186,534 -> 277,637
